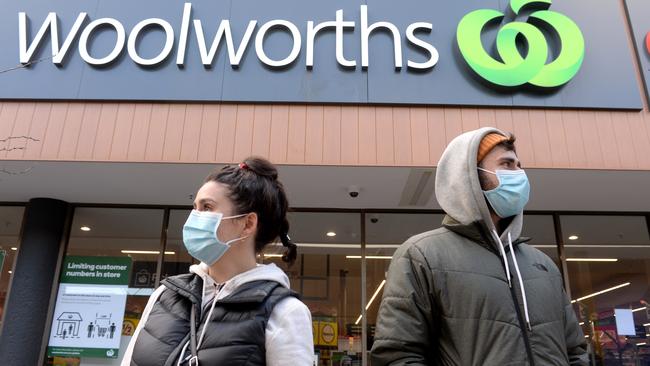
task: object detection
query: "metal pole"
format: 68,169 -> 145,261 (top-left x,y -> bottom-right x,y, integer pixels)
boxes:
553,213 -> 571,299
154,208 -> 170,288
360,213 -> 368,366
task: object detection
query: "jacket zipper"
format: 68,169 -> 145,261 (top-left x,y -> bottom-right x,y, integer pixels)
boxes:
481,224 -> 536,366
479,225 -> 535,366
508,281 -> 535,366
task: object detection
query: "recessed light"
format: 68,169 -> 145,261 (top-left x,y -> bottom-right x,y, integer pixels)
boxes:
80,226 -> 91,232
8,271 -> 12,274
346,255 -> 393,260
568,235 -> 579,240
326,231 -> 336,237
567,258 -> 618,262
120,250 -> 176,255
10,247 -> 17,251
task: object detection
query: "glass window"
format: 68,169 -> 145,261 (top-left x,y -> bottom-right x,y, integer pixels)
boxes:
561,215 -> 650,365
365,213 -> 445,364
0,206 -> 24,329
262,212 -> 362,366
522,215 -> 559,265
164,210 -> 195,280
46,207 -> 164,366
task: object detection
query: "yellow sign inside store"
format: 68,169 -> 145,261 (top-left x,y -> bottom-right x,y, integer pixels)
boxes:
312,320 -> 338,346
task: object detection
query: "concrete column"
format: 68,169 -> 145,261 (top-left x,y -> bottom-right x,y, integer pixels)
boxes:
0,198 -> 70,365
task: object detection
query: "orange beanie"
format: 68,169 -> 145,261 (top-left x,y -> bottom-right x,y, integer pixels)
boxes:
477,133 -> 508,162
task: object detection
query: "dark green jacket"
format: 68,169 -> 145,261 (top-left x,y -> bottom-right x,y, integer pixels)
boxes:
371,127 -> 587,366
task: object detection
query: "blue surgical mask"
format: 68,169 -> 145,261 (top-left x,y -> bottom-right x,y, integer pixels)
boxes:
182,210 -> 249,265
478,168 -> 530,218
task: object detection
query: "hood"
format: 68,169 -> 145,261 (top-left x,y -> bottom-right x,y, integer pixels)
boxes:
190,262 -> 290,303
435,127 -> 524,248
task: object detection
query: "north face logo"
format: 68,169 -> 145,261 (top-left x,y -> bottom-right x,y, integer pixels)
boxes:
533,263 -> 549,272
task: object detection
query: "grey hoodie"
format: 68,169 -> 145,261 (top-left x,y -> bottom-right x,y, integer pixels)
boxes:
371,127 -> 587,366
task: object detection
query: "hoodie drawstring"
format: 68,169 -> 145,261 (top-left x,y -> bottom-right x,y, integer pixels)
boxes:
492,230 -> 532,332
492,229 -> 512,288
177,283 -> 223,366
507,232 -> 532,332
197,286 -> 220,348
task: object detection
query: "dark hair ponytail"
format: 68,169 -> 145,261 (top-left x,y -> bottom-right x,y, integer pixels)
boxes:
204,156 -> 297,265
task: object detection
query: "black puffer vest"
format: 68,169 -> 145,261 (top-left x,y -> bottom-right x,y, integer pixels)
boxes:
130,273 -> 298,366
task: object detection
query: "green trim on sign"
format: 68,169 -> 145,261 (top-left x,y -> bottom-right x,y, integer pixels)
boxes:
456,0 -> 584,88
47,347 -> 120,358
60,256 -> 132,285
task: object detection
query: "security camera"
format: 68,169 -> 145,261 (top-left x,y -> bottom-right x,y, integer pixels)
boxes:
370,214 -> 379,224
348,185 -> 360,198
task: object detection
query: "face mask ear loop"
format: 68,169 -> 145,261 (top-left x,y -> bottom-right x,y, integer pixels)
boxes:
216,213 -> 249,245
491,229 -> 512,288
224,235 -> 249,246
478,167 -> 496,175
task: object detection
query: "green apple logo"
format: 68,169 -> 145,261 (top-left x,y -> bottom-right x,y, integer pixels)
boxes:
456,0 -> 584,88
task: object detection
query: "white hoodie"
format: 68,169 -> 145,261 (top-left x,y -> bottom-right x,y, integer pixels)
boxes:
121,263 -> 314,366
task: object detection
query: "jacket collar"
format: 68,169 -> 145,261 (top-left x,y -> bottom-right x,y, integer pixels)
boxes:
442,215 -> 531,253
162,274 -> 284,305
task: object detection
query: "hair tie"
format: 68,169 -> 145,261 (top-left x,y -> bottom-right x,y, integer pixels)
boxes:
280,232 -> 291,246
238,162 -> 249,170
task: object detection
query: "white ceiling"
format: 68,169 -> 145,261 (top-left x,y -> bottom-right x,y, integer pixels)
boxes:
0,160 -> 649,316
0,160 -> 650,211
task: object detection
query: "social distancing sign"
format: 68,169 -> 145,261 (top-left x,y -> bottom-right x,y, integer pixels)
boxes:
47,256 -> 132,359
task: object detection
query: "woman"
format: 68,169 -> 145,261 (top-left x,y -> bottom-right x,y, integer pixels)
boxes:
122,157 -> 313,366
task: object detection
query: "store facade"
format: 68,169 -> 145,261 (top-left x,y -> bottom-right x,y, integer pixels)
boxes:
1,0 -> 650,365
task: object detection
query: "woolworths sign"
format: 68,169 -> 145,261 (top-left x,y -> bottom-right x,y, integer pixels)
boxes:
0,0 -> 642,109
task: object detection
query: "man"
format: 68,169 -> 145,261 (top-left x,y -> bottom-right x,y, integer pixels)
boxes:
371,127 -> 587,365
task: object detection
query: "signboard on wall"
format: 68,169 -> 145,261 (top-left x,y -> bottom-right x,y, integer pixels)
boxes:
0,0 -> 642,109
47,256 -> 132,359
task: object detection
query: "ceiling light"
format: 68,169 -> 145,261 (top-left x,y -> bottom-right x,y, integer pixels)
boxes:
568,235 -> 579,240
10,247 -> 17,251
8,271 -> 12,274
346,255 -> 393,260
533,244 -> 650,249
269,243 -> 401,249
326,231 -> 336,237
355,280 -> 387,325
633,307 -> 647,313
80,226 -> 91,232
263,254 -> 284,258
579,322 -> 585,326
120,250 -> 176,255
637,342 -> 647,346
566,258 -> 618,262
571,282 -> 630,303
644,323 -> 650,327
